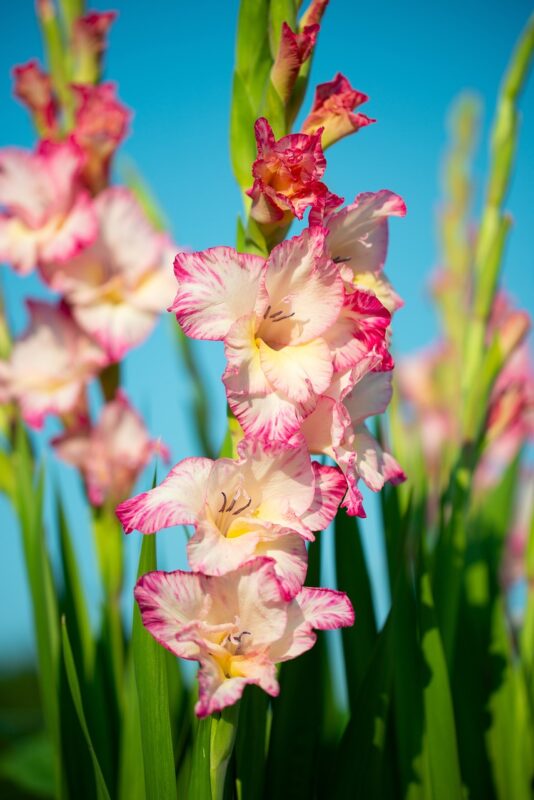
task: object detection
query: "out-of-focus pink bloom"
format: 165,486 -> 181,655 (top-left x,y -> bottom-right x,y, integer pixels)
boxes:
271,22 -> 319,104
72,11 -> 117,82
397,344 -> 458,475
324,190 -> 407,313
135,558 -> 354,717
0,139 -> 97,274
117,439 -> 345,599
501,470 -> 533,592
170,227 -> 390,444
40,187 -> 176,362
71,83 -> 130,193
299,356 -> 405,516
12,60 -> 57,137
303,73 -> 374,149
475,344 -> 534,490
246,118 -> 342,226
53,390 -> 169,507
0,300 -> 106,428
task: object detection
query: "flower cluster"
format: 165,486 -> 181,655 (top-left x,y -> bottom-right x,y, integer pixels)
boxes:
118,12 -> 405,716
0,10 -> 175,506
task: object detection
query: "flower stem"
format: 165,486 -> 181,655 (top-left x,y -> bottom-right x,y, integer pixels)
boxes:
210,702 -> 241,800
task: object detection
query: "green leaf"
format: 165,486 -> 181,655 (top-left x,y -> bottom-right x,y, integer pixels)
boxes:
0,732 -> 55,798
190,716 -> 213,800
12,422 -> 62,797
265,536 -> 333,799
234,686 -> 269,800
117,659 -> 146,800
485,599 -> 534,800
132,534 -> 176,800
230,71 -> 262,190
334,509 -> 377,710
230,0 -> 273,191
56,489 -> 94,682
393,549 -> 463,800
332,615 -> 393,799
61,620 -> 111,800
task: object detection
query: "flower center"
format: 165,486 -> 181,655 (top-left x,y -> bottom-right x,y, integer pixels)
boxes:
216,488 -> 255,536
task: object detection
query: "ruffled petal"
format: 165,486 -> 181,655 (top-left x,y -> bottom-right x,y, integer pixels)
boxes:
323,288 -> 390,372
171,247 -> 265,340
343,369 -> 393,426
326,190 -> 406,274
116,457 -> 213,533
302,462 -> 346,530
134,569 -> 206,659
258,227 -> 343,345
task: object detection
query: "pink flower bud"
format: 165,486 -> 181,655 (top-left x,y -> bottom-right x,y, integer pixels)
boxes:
12,60 -> 57,136
271,22 -> 319,103
71,83 -> 130,193
302,73 -> 374,149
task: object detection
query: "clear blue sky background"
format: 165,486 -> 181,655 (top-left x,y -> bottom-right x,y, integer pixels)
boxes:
1,0 -> 533,667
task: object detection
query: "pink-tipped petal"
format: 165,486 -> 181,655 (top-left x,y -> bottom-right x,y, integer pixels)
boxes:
326,190 -> 406,274
298,586 -> 355,629
302,462 -> 346,530
134,569 -> 206,659
171,247 -> 265,340
116,457 -> 213,533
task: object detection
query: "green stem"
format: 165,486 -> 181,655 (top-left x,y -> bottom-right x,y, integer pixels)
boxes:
210,703 -> 241,800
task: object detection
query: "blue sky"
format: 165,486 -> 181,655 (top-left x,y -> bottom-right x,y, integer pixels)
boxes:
1,0 -> 533,664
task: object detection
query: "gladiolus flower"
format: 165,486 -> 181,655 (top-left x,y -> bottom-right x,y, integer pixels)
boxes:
71,83 -> 130,193
53,390 -> 169,507
303,73 -> 374,149
12,60 -> 57,137
117,439 -> 345,599
171,227 -> 390,444
247,118 -> 342,226
40,187 -> 176,362
299,356 -> 405,516
271,22 -> 319,104
0,139 -> 97,275
135,558 -> 354,717
0,301 -> 106,429
323,189 -> 407,313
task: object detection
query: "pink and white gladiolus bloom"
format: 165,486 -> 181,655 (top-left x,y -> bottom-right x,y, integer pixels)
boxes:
323,190 -> 407,313
40,187 -> 176,361
0,139 -> 97,275
0,300 -> 106,429
171,226 -> 391,444
53,390 -> 169,507
135,558 -> 354,717
299,356 -> 405,516
302,73 -> 374,149
246,118 -> 342,226
117,440 -> 345,599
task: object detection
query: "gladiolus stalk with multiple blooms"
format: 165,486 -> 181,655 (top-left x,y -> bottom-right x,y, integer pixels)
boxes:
1,3 -> 533,800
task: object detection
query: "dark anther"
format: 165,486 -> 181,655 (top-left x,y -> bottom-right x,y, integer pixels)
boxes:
333,255 -> 352,264
269,310 -> 284,319
218,492 -> 227,513
233,497 -> 252,515
232,631 -> 251,643
226,495 -> 238,513
271,312 -> 295,322
263,304 -> 272,319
